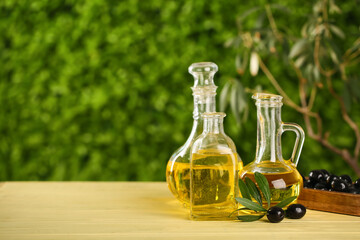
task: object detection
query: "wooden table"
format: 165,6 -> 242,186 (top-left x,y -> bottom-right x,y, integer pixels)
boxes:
0,182 -> 359,240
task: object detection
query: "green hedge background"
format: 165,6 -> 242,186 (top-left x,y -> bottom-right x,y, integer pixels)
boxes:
0,0 -> 359,181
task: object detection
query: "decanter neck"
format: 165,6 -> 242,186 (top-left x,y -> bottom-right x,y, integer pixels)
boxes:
203,112 -> 225,134
189,62 -> 218,122
255,103 -> 283,163
192,93 -> 216,121
188,62 -> 218,136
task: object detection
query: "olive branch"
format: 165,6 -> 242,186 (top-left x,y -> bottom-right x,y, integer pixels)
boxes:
231,172 -> 297,222
222,0 -> 360,176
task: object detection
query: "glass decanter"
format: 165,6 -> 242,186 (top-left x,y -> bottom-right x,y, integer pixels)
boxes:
166,62 -> 219,207
190,112 -> 241,220
240,93 -> 305,207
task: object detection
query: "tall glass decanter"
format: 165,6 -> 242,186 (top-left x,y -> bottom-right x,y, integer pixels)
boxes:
240,93 -> 305,207
166,62 -> 218,206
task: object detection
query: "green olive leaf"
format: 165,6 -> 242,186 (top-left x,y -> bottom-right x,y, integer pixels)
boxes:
289,39 -> 308,58
220,81 -> 231,112
245,177 -> 262,206
230,83 -> 241,124
237,214 -> 265,222
235,197 -> 267,212
274,196 -> 297,208
238,178 -> 251,200
329,24 -> 345,39
254,172 -> 271,209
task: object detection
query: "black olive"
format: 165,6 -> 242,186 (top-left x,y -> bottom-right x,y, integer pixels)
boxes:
267,207 -> 285,223
314,183 -> 328,190
326,175 -> 339,188
350,189 -> 360,194
331,179 -> 349,192
309,170 -> 325,183
304,178 -> 316,188
354,178 -> 360,189
326,174 -> 339,184
339,175 -> 352,185
319,169 -> 330,178
348,186 -> 360,194
286,204 -> 306,219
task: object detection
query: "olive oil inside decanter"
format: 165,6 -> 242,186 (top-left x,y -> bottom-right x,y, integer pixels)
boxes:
190,149 -> 241,220
241,161 -> 303,208
166,160 -> 191,206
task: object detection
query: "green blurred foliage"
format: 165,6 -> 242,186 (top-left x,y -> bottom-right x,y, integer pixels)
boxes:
0,0 -> 358,180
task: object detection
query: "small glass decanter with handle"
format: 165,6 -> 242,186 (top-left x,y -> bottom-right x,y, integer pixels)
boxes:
190,112 -> 241,220
166,62 -> 219,207
240,93 -> 305,207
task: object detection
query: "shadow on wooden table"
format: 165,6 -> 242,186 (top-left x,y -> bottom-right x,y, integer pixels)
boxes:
143,196 -> 189,220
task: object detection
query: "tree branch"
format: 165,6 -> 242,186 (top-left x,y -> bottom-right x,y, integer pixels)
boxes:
293,62 -> 322,138
265,4 -> 282,42
260,57 -> 360,176
326,76 -> 360,160
308,87 -> 317,111
251,0 -> 360,176
314,32 -> 336,77
258,57 -> 301,111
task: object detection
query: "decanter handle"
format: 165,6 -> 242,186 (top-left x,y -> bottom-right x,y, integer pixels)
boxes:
281,122 -> 305,166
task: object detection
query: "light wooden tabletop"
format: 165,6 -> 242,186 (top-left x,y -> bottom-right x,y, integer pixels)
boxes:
0,182 -> 359,240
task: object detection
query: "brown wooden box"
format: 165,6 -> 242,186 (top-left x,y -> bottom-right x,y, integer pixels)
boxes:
298,188 -> 360,216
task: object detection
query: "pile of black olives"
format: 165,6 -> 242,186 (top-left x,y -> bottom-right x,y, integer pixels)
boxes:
303,169 -> 360,194
267,204 -> 306,223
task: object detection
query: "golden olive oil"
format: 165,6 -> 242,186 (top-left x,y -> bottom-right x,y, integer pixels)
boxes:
166,154 -> 243,208
190,149 -> 242,220
241,162 -> 303,208
166,160 -> 191,206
